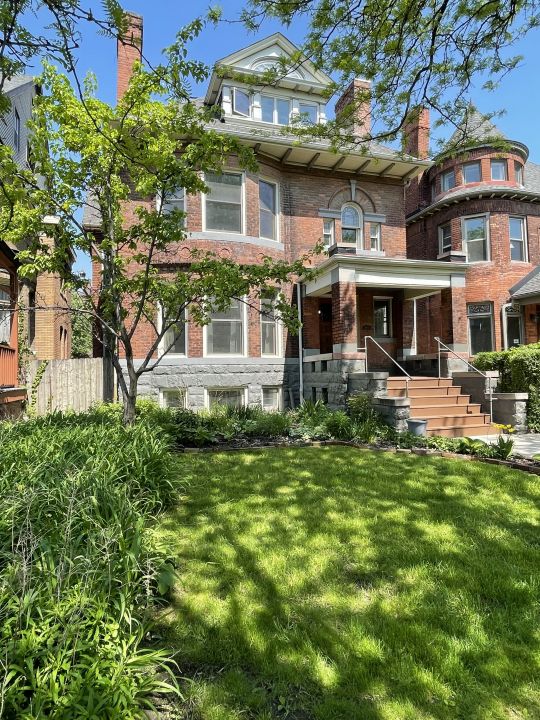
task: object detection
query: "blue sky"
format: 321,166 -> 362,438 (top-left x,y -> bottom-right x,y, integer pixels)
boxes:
25,2 -> 540,274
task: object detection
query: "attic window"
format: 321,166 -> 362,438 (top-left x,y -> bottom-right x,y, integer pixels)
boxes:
232,88 -> 250,117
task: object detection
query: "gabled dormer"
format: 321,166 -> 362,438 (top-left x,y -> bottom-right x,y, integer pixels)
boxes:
204,33 -> 332,127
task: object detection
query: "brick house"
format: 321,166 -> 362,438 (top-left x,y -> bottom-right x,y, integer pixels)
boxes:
405,108 -> 540,361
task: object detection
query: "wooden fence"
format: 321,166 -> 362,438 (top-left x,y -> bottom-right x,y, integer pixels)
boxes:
27,358 -> 105,415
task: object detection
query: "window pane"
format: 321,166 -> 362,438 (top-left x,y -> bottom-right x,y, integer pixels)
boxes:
469,316 -> 493,355
515,162 -> 523,185
161,188 -> 184,214
369,223 -> 381,250
206,201 -> 241,232
509,217 -> 525,261
342,206 -> 360,227
374,300 -> 390,337
161,390 -> 185,408
259,181 -> 276,213
0,308 -> 10,344
210,298 -> 243,321
440,223 -> 451,252
163,323 -> 186,354
261,322 -> 277,355
464,217 -> 487,261
233,88 -> 250,116
341,228 -> 357,244
262,387 -> 280,410
276,99 -> 290,125
323,219 -> 334,247
261,95 -> 274,122
507,316 -> 522,347
209,389 -> 244,408
207,320 -> 243,354
441,170 -> 455,191
491,159 -> 507,181
463,162 -> 481,183
259,181 -> 276,240
299,103 -> 317,124
206,172 -> 242,203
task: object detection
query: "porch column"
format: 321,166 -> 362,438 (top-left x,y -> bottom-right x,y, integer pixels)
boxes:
302,296 -> 321,354
401,298 -> 417,357
331,280 -> 358,355
440,283 -> 468,352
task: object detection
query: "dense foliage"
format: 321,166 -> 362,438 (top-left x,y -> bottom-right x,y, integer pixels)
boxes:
70,291 -> 93,358
0,412 -> 178,717
473,343 -> 540,431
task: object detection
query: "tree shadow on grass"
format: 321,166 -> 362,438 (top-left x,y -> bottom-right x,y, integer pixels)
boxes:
154,447 -> 540,720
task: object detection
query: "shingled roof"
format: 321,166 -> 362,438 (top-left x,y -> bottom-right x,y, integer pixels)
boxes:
510,265 -> 540,302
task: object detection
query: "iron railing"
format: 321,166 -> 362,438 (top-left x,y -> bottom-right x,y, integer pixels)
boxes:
360,335 -> 411,397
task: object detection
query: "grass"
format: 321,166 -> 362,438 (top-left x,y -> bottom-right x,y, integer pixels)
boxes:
154,447 -> 540,720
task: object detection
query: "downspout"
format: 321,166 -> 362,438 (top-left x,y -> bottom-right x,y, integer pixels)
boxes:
296,282 -> 304,405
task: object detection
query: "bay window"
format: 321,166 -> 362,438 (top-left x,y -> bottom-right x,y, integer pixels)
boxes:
259,180 -> 278,240
509,217 -> 527,261
462,161 -> 481,183
468,302 -> 493,355
491,159 -> 507,181
441,169 -> 455,192
205,298 -> 245,355
515,162 -> 524,185
204,172 -> 243,233
463,215 -> 489,262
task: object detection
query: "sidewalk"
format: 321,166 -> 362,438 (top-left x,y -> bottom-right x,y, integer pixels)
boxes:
470,432 -> 540,459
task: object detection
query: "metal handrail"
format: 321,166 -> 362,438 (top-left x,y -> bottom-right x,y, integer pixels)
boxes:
360,335 -> 411,397
434,336 -> 493,422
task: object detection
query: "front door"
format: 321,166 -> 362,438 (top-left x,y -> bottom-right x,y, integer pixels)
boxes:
504,304 -> 523,348
319,300 -> 333,354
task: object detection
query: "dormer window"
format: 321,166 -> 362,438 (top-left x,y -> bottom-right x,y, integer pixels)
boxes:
260,94 -> 291,125
298,102 -> 317,124
232,88 -> 250,117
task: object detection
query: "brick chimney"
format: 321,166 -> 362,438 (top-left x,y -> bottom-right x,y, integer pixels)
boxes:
334,79 -> 371,138
117,12 -> 143,101
403,107 -> 430,159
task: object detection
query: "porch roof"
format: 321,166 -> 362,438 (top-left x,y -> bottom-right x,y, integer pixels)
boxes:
303,253 -> 468,298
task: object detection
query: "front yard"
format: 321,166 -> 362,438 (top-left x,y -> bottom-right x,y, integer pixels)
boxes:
155,447 -> 540,720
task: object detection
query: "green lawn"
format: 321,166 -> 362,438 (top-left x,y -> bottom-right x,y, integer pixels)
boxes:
154,447 -> 540,720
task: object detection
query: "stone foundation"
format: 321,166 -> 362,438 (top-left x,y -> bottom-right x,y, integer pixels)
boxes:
491,393 -> 529,433
451,371 -> 499,413
370,396 -> 410,432
302,358 -> 366,408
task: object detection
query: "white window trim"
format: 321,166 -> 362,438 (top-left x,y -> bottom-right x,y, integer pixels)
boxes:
158,305 -> 188,358
297,101 -> 319,125
0,288 -> 11,345
515,162 -> 524,186
502,304 -> 524,350
202,170 -> 246,235
509,216 -> 528,263
159,388 -> 187,409
323,218 -> 335,249
368,222 -> 382,252
490,158 -> 508,181
203,296 -> 248,358
438,222 -> 452,255
341,203 -> 364,250
232,87 -> 251,118
260,293 -> 283,358
259,94 -> 292,125
441,168 -> 456,192
462,213 -> 491,263
373,296 -> 393,338
205,386 -> 248,409
259,178 -> 280,243
262,386 -> 283,411
462,161 -> 481,184
467,302 -> 494,356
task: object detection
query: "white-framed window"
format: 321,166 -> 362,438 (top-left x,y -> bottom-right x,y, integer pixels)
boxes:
341,204 -> 362,247
439,222 -> 452,254
467,302 -> 493,355
515,162 -> 524,186
373,297 -> 392,337
260,291 -> 281,357
298,102 -> 318,124
159,187 -> 185,215
14,109 -> 20,152
160,389 -> 186,409
368,222 -> 382,251
441,169 -> 455,192
463,215 -> 489,262
502,304 -> 523,349
509,216 -> 527,262
159,307 -> 187,357
0,288 -> 11,345
491,159 -> 507,181
259,179 -> 278,240
232,88 -> 250,117
323,218 -> 334,248
204,171 -> 243,234
207,387 -> 247,409
462,161 -> 481,183
205,297 -> 246,356
260,95 -> 291,125
262,386 -> 282,411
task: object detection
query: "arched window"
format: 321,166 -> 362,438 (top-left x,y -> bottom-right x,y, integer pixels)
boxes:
341,204 -> 362,247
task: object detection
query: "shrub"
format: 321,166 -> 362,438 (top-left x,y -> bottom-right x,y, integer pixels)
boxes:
0,412 -> 178,717
347,393 -> 377,422
246,411 -> 292,438
325,410 -> 355,440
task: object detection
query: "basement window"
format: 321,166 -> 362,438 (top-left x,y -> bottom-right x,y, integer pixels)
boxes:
207,388 -> 246,409
262,386 -> 282,411
160,389 -> 186,409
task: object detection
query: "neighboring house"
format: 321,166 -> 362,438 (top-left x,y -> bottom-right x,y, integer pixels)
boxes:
0,76 -> 72,370
405,108 -> 540,360
0,240 -> 24,415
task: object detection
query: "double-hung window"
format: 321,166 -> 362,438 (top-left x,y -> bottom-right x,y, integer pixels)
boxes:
204,172 -> 243,233
160,307 -> 186,356
341,205 -> 362,246
369,223 -> 382,251
468,303 -> 493,355
159,187 -> 185,227
206,298 -> 245,355
0,288 -> 11,345
515,162 -> 524,185
232,88 -> 250,117
491,159 -> 507,181
259,180 -> 278,240
463,161 -> 481,183
509,217 -> 527,262
463,215 -> 489,262
323,219 -> 334,248
439,222 -> 452,254
441,169 -> 455,192
260,291 -> 280,356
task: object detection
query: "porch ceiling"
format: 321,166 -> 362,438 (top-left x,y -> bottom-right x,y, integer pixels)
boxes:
303,254 -> 468,297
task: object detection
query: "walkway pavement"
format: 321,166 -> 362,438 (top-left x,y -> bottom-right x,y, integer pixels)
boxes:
470,432 -> 540,459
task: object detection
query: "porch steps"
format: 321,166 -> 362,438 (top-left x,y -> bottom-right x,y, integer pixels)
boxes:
386,376 -> 497,438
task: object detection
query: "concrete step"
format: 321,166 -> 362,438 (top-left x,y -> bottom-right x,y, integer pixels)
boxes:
409,394 -> 472,406
388,386 -> 462,398
425,424 -> 499,438
387,377 -> 453,389
421,414 -> 491,430
409,404 -> 482,418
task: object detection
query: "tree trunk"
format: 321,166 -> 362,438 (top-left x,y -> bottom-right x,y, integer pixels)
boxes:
122,361 -> 139,426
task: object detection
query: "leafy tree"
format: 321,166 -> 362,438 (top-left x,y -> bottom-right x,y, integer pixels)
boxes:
1,20 -> 315,424
242,0 -> 540,153
70,290 -> 92,358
